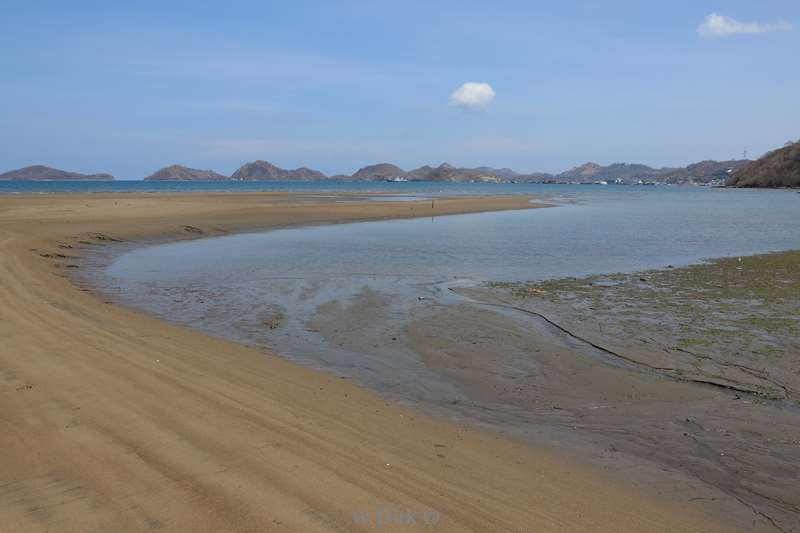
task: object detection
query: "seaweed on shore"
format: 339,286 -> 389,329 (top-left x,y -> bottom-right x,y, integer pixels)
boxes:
486,250 -> 800,401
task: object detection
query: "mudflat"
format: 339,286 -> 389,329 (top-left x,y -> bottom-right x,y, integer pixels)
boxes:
464,252 -> 800,531
0,192 -> 731,532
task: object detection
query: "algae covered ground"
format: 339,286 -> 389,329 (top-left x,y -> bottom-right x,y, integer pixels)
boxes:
457,250 -> 800,529
486,251 -> 800,401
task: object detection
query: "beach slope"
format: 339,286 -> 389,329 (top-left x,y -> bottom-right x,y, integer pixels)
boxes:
0,193 -> 726,532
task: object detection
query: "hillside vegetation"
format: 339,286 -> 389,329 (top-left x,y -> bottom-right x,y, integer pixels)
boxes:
727,142 -> 800,188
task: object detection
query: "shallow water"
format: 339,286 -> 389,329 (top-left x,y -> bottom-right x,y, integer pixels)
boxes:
95,186 -> 800,400
0,179 -> 645,195
105,186 -> 800,285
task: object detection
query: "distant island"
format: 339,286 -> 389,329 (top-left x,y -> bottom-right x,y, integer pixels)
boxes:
143,165 -> 226,181
5,142 -> 798,187
141,158 -> 753,186
0,165 -> 115,181
555,160 -> 749,185
726,141 -> 800,188
230,160 -> 327,181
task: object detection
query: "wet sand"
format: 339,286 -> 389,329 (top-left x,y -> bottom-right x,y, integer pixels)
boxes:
299,274 -> 799,532
0,192 -> 734,532
462,252 -> 800,531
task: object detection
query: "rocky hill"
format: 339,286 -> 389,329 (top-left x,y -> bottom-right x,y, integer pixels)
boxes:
473,166 -> 520,180
347,163 -> 524,182
727,142 -> 800,188
0,165 -> 114,181
332,159 -> 750,184
3,156 -> 760,185
417,163 -> 505,182
405,165 -> 433,181
559,162 -> 666,182
350,163 -> 407,181
556,160 -> 748,184
659,160 -> 749,184
143,165 -> 227,181
557,162 -> 605,180
231,160 -> 328,181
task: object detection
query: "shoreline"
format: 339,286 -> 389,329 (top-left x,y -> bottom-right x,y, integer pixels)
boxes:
1,192 -> 738,532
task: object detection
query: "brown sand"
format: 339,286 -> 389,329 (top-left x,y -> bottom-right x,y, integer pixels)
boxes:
0,192 -> 729,532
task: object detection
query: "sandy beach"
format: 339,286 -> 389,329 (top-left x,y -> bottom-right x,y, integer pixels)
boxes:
0,192 -> 742,532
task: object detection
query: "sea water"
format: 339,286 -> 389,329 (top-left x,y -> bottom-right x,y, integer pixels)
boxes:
93,186 -> 800,407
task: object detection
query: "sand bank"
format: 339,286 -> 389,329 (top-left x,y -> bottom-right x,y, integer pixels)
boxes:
0,192 -> 730,532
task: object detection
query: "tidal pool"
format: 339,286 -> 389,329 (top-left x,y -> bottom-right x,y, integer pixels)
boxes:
93,187 -> 800,404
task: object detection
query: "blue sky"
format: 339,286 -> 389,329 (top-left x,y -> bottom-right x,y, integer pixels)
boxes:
1,1 -> 798,178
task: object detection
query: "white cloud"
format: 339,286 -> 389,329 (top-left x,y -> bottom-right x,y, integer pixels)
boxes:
697,13 -> 792,37
449,82 -> 495,111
